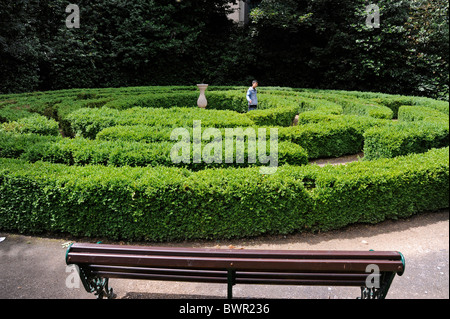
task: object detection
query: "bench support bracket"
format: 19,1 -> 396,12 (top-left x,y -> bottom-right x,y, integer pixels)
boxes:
76,266 -> 115,299
360,272 -> 396,299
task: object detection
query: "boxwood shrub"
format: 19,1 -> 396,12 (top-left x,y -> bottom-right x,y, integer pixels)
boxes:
0,131 -> 308,169
1,114 -> 60,136
103,92 -> 199,110
0,147 -> 447,241
364,121 -> 449,160
398,105 -> 449,123
95,114 -> 386,160
96,125 -> 177,143
246,106 -> 298,127
298,97 -> 344,115
293,92 -> 394,119
0,86 -> 448,242
364,104 -> 449,160
66,107 -> 255,139
278,115 -> 385,159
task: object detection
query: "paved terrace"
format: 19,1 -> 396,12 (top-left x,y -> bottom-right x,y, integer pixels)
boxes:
0,210 -> 448,299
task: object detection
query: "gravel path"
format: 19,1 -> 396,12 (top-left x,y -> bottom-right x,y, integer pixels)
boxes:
309,153 -> 364,167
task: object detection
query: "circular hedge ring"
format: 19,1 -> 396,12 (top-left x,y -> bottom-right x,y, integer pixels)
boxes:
0,86 -> 448,241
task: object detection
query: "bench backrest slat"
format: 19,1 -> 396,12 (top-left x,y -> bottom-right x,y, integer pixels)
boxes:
67,251 -> 404,273
68,243 -> 402,260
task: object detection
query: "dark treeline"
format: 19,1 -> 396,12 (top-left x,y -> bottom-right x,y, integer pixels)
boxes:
0,0 -> 448,100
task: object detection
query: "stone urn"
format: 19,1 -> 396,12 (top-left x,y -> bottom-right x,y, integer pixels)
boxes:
197,84 -> 208,108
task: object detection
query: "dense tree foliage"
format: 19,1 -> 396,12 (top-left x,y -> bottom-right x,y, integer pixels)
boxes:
0,0 -> 448,100
404,0 -> 449,99
247,0 -> 449,99
1,0 -> 237,91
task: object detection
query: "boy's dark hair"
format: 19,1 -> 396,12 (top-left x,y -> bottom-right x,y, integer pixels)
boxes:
252,80 -> 258,84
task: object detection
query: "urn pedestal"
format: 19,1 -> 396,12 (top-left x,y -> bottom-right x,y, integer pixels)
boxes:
197,84 -> 208,108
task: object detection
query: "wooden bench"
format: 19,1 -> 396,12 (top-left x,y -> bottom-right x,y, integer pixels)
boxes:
65,243 -> 405,299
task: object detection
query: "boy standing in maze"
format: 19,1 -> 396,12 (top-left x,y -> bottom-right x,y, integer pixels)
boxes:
246,80 -> 258,112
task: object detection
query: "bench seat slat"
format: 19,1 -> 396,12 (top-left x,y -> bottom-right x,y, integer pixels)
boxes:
91,270 -> 368,287
236,278 -> 367,287
88,265 -> 375,281
93,271 -> 229,284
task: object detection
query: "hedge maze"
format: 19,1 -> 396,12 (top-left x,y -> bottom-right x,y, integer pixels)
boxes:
0,86 -> 448,241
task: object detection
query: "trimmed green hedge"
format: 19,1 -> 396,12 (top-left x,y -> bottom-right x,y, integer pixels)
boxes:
103,90 -> 252,113
0,114 -> 60,136
94,114 -> 385,160
0,132 -> 59,158
246,106 -> 298,127
298,97 -> 343,115
0,107 -> 35,123
97,125 -> 177,143
0,131 -> 308,169
306,89 -> 449,118
103,92 -> 198,110
278,115 -> 385,159
363,104 -> 449,160
292,91 -> 394,119
363,121 -> 449,160
0,147 -> 447,241
398,105 -> 449,123
66,106 -> 255,139
0,86 -> 448,242
206,91 -> 249,113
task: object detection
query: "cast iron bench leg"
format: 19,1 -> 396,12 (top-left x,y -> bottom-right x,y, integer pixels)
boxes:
227,269 -> 236,299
